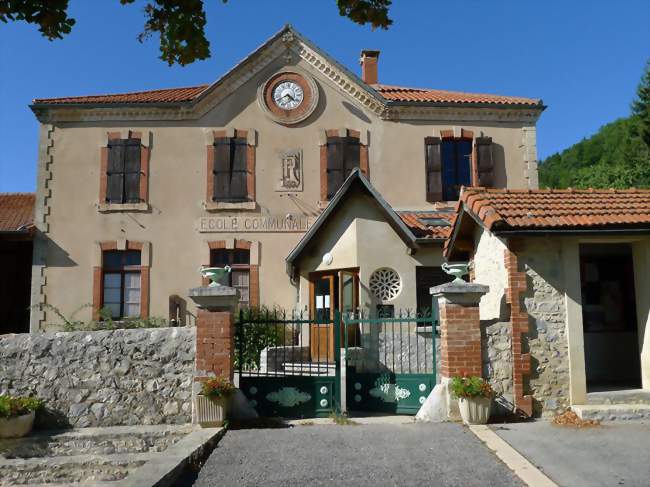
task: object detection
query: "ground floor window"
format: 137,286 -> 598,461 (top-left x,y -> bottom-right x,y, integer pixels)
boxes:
416,266 -> 454,318
211,248 -> 250,307
102,250 -> 141,319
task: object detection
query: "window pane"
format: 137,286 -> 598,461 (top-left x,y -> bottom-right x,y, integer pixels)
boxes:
124,272 -> 141,289
233,249 -> 250,265
231,270 -> 249,287
105,303 -> 121,319
104,250 -> 141,268
124,303 -> 140,317
125,288 -> 141,303
103,273 -> 121,288
103,288 -> 121,304
210,249 -> 230,267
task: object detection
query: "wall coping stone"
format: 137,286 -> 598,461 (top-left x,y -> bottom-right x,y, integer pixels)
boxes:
188,286 -> 239,311
430,282 -> 489,305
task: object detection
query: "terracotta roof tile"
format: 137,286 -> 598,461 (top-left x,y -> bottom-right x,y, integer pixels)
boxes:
372,84 -> 542,106
0,193 -> 35,232
33,85 -> 209,105
459,187 -> 650,231
397,209 -> 455,240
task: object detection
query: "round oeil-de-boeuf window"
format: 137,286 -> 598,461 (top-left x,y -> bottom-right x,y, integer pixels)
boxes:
369,268 -> 402,302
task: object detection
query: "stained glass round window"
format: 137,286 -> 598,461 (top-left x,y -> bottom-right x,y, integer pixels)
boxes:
369,268 -> 401,302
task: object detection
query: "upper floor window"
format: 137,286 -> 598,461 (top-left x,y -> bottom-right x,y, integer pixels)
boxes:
210,248 -> 250,307
440,138 -> 472,201
106,137 -> 142,204
102,250 -> 141,319
325,135 -> 361,199
212,137 -> 249,202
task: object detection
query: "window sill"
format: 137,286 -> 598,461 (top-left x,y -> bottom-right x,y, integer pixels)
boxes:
203,201 -> 257,211
98,202 -> 150,213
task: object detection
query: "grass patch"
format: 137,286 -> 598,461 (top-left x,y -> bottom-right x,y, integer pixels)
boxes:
329,412 -> 358,426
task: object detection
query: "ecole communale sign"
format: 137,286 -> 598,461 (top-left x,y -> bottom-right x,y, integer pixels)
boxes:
198,215 -> 315,233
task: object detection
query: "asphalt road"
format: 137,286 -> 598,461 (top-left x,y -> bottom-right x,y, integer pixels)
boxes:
193,422 -> 523,487
493,420 -> 650,487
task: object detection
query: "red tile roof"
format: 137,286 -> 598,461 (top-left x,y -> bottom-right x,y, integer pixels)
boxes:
372,84 -> 542,106
32,83 -> 541,108
460,187 -> 650,232
33,85 -> 209,105
397,210 -> 455,240
0,193 -> 35,232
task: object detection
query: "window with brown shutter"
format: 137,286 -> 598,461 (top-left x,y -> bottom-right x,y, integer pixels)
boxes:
475,136 -> 494,187
213,137 -> 249,202
210,248 -> 251,307
424,137 -> 443,202
106,138 -> 142,204
326,136 -> 360,199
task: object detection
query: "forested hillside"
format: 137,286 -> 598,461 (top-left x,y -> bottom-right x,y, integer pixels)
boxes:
539,115 -> 650,189
539,60 -> 650,189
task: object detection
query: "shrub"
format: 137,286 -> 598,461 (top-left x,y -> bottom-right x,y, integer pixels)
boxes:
0,395 -> 43,419
449,375 -> 494,399
201,376 -> 236,402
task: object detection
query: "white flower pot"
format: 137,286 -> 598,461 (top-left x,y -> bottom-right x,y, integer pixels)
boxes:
458,397 -> 491,425
0,411 -> 36,438
195,394 -> 227,427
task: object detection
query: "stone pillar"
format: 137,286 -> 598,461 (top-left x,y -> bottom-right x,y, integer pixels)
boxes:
431,282 -> 489,380
417,281 -> 488,422
188,286 -> 239,381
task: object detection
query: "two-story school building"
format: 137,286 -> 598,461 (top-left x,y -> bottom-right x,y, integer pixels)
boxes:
28,25 -> 544,332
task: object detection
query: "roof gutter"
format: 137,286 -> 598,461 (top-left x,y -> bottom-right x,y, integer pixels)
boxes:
493,228 -> 650,237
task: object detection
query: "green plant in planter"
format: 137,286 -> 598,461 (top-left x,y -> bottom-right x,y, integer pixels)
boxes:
201,376 -> 236,403
449,376 -> 494,399
0,395 -> 44,419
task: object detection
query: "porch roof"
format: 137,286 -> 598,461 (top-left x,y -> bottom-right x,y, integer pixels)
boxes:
0,193 -> 35,234
286,169 -> 429,275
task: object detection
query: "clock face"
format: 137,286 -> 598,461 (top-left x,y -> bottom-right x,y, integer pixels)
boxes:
273,81 -> 304,110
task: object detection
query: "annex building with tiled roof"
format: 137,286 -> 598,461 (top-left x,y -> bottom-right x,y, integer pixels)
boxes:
23,25 -> 650,420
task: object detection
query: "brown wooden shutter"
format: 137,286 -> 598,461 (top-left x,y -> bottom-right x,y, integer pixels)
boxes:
124,138 -> 141,203
230,138 -> 248,201
343,136 -> 360,175
425,137 -> 442,202
106,140 -> 125,203
213,137 -> 231,201
476,136 -> 494,187
326,137 -> 345,199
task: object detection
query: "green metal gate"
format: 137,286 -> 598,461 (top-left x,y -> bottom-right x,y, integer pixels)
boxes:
236,309 -> 341,418
342,311 -> 437,415
236,309 -> 437,418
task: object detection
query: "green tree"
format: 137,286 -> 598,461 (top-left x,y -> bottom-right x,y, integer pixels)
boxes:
632,59 -> 650,149
0,0 -> 393,66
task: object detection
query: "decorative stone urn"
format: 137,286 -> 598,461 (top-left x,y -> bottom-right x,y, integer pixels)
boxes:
458,397 -> 492,425
0,411 -> 35,438
441,262 -> 470,283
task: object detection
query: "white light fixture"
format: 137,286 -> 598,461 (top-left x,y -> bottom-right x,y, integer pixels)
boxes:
322,252 -> 333,266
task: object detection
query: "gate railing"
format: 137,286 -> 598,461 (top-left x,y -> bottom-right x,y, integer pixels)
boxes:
234,309 -> 340,377
342,310 -> 437,375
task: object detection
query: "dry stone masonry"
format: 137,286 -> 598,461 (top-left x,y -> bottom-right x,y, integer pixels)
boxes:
0,327 -> 196,428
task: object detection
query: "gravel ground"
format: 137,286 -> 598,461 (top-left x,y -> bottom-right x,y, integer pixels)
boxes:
193,422 -> 523,487
493,420 -> 650,487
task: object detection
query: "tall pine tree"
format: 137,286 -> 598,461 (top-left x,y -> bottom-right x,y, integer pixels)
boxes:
632,60 -> 650,149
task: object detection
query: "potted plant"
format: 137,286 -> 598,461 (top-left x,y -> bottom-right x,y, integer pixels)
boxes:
195,376 -> 236,427
450,375 -> 494,425
0,395 -> 43,438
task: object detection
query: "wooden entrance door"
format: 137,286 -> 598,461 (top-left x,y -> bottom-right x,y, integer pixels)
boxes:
309,269 -> 359,362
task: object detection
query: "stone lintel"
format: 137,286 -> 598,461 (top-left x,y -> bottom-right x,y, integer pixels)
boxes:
188,286 -> 239,311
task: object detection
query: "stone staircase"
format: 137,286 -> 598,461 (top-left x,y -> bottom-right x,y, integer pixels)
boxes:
572,389 -> 650,421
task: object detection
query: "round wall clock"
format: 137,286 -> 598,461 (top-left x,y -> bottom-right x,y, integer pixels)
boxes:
257,69 -> 319,125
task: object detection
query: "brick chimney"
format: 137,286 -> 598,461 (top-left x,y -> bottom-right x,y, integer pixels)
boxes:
360,50 -> 380,85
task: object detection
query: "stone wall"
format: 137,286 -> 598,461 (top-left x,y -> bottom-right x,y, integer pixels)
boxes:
520,240 -> 570,416
0,327 -> 196,428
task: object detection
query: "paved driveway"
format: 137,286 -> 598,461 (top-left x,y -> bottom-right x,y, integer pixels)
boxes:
193,422 -> 523,487
493,421 -> 650,487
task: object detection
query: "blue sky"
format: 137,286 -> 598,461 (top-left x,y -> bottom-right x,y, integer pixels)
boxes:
1,0 -> 648,192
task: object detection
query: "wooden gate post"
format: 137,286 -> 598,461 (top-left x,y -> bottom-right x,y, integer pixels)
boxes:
430,281 -> 488,419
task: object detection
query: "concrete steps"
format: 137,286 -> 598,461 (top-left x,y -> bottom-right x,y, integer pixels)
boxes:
572,403 -> 650,421
281,362 -> 336,376
586,389 -> 650,405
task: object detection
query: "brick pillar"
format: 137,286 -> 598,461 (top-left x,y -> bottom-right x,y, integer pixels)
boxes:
195,309 -> 235,380
431,282 -> 488,379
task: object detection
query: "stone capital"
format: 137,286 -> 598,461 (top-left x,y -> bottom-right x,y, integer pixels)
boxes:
430,281 -> 489,306
188,285 -> 239,312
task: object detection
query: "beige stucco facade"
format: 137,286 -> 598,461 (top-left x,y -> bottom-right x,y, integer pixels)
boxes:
29,27 -> 542,330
